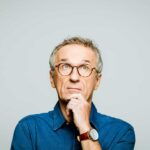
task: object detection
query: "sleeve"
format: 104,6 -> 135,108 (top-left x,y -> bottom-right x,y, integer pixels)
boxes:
10,121 -> 33,150
111,126 -> 136,150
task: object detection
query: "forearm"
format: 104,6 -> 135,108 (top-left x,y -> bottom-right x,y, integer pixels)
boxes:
66,94 -> 102,150
81,140 -> 102,150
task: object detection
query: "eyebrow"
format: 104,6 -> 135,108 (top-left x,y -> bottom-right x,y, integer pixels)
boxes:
82,59 -> 91,63
60,58 -> 68,62
59,58 -> 91,63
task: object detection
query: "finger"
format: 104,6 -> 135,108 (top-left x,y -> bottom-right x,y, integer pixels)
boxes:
66,107 -> 70,116
66,98 -> 79,116
69,93 -> 82,99
69,94 -> 85,103
67,98 -> 76,109
66,100 -> 75,113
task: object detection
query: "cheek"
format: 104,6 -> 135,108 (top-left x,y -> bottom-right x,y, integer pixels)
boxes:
54,77 -> 68,95
84,78 -> 96,93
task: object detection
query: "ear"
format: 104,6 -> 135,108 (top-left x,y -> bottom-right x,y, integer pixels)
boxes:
49,70 -> 56,88
94,73 -> 102,90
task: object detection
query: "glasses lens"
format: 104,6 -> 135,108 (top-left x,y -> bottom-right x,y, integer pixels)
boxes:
59,63 -> 72,75
78,65 -> 92,77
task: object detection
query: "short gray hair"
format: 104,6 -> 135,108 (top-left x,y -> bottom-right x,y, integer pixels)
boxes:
49,36 -> 103,73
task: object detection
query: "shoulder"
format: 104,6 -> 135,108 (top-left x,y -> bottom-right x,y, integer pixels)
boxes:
91,103 -> 134,132
16,110 -> 54,129
11,111 -> 55,148
95,112 -> 135,137
97,112 -> 134,130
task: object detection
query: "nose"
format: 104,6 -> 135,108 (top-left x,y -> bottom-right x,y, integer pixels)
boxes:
70,67 -> 80,82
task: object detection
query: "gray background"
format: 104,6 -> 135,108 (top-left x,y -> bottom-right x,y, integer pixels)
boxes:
0,0 -> 150,149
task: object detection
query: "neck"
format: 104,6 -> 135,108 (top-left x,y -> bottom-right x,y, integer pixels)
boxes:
59,101 -> 73,123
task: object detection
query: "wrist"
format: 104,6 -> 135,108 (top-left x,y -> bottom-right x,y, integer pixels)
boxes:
78,128 -> 99,142
78,124 -> 91,134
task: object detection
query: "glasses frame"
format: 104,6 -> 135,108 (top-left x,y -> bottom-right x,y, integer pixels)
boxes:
55,63 -> 98,77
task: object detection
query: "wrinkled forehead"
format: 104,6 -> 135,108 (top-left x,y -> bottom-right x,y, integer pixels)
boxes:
54,44 -> 97,66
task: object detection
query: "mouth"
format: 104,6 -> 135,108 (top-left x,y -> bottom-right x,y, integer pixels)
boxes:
67,87 -> 82,93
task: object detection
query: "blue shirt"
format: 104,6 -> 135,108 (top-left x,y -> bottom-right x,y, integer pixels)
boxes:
11,102 -> 135,150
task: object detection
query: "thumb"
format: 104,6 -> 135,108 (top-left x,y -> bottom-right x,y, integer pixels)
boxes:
66,107 -> 70,116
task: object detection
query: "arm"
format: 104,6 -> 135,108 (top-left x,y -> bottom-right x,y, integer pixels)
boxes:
79,127 -> 102,150
81,138 -> 102,150
66,94 -> 102,150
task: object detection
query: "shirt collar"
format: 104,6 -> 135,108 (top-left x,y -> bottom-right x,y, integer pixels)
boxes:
52,102 -> 66,131
89,102 -> 99,130
52,101 -> 99,131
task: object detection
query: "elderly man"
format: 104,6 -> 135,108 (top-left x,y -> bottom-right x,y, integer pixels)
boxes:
11,37 -> 135,150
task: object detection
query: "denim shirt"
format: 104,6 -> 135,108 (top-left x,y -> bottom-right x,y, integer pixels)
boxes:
11,102 -> 135,150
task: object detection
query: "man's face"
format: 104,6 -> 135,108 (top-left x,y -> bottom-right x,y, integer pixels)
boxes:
50,44 -> 101,103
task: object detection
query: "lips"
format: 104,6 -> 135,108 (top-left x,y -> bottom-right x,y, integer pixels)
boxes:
67,87 -> 82,92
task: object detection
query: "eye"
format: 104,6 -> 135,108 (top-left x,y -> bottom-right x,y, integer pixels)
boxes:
61,64 -> 71,70
80,65 -> 90,71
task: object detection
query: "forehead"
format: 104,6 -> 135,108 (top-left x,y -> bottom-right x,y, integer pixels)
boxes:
55,44 -> 97,65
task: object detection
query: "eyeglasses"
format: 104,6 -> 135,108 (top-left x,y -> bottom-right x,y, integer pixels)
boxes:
55,63 -> 98,77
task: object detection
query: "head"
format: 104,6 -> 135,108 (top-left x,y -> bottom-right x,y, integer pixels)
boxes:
49,37 -> 103,104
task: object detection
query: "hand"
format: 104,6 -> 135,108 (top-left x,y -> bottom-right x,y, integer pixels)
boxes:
66,94 -> 91,133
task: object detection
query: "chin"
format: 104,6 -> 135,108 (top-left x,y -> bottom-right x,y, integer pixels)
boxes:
58,95 -> 70,103
60,99 -> 70,106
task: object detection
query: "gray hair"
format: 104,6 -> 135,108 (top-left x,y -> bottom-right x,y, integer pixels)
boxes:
49,36 -> 103,73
